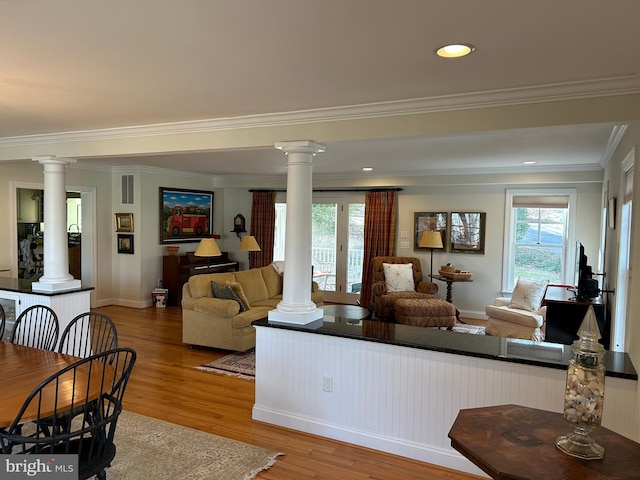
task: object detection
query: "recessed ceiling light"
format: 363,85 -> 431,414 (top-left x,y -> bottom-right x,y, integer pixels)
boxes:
435,44 -> 475,58
522,161 -> 537,165
362,167 -> 373,172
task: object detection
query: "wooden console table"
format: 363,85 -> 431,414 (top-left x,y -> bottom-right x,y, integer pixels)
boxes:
449,404 -> 640,479
163,252 -> 239,306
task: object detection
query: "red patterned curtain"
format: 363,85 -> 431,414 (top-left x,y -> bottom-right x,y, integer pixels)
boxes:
250,191 -> 276,268
359,190 -> 397,309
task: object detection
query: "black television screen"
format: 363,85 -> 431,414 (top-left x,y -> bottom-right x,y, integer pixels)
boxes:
575,242 -> 594,300
574,242 -> 584,289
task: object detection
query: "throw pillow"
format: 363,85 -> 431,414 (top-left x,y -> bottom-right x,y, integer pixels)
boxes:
211,281 -> 248,312
509,277 -> 548,312
383,263 -> 415,293
221,281 -> 251,310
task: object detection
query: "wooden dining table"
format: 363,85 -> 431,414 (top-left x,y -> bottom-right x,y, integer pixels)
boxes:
0,341 -> 113,429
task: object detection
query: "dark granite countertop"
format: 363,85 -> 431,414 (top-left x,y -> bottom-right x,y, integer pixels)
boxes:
0,277 -> 94,296
253,316 -> 637,380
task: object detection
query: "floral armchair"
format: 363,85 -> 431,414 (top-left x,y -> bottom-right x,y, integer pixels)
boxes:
370,256 -> 438,319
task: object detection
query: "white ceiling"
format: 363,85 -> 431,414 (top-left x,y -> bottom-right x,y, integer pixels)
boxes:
2,0 -> 639,176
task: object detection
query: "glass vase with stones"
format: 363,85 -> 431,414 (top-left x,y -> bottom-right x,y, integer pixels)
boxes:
556,305 -> 606,459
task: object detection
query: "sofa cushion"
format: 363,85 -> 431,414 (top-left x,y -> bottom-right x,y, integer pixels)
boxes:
188,272 -> 236,299
211,281 -> 248,312
194,297 -> 240,316
509,277 -> 548,312
231,308 -> 271,328
383,263 -> 415,292
221,281 -> 251,311
234,268 -> 269,305
486,304 -> 543,328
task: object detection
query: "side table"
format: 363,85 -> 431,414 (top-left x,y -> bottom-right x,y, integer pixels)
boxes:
428,274 -> 473,303
448,404 -> 640,479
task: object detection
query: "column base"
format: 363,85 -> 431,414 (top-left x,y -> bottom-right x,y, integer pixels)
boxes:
32,279 -> 82,293
268,307 -> 324,327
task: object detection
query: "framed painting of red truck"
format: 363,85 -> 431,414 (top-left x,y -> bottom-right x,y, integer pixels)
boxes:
160,187 -> 214,244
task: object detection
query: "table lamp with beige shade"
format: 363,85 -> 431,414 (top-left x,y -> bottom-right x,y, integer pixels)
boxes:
419,230 -> 444,277
238,235 -> 261,269
194,238 -> 222,257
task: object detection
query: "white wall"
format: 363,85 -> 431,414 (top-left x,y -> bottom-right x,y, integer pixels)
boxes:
397,181 -> 602,317
0,160 -> 606,316
603,124 -> 640,439
109,168 -> 220,307
221,188 -> 253,270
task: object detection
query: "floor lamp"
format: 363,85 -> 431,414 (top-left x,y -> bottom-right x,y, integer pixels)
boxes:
419,231 -> 444,277
238,235 -> 261,269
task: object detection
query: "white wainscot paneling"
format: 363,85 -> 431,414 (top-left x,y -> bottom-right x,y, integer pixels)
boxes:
253,326 -> 637,477
0,289 -> 91,348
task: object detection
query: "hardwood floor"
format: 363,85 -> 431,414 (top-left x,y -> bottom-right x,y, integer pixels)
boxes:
96,305 -> 484,480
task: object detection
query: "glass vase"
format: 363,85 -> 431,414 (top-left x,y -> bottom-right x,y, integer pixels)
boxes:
556,306 -> 605,460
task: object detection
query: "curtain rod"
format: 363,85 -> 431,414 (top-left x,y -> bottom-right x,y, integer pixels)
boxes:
249,188 -> 402,193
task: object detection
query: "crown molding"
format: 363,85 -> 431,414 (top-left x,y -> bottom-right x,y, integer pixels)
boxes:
1,75 -> 638,148
599,124 -> 629,170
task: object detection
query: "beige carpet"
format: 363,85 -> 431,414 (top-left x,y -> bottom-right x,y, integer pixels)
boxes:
107,411 -> 280,480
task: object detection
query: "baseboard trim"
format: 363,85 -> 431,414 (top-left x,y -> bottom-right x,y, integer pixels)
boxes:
252,406 -> 486,477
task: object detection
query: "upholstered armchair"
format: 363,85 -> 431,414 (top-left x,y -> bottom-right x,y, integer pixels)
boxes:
371,256 -> 438,319
485,277 -> 549,342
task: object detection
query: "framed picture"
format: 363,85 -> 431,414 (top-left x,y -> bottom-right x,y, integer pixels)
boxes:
117,234 -> 134,254
449,212 -> 486,254
414,212 -> 448,252
160,187 -> 214,244
608,197 -> 617,229
114,213 -> 133,232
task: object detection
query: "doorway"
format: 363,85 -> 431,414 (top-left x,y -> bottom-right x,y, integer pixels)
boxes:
612,150 -> 634,352
274,194 -> 365,304
16,188 -> 44,279
311,198 -> 365,304
12,184 -> 96,306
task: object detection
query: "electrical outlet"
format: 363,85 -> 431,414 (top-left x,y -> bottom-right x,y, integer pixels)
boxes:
157,279 -> 163,287
322,375 -> 333,392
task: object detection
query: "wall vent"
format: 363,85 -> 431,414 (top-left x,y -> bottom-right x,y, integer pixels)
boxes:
121,175 -> 134,204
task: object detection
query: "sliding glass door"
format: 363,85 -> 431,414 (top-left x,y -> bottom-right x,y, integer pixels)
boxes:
274,193 -> 365,304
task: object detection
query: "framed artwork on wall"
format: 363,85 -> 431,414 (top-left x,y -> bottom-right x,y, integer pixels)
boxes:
114,213 -> 133,232
449,212 -> 486,254
117,234 -> 134,254
160,187 -> 214,244
414,212 -> 448,252
608,197 -> 617,229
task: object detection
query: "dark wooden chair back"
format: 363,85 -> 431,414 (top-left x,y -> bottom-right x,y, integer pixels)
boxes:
59,312 -> 118,357
10,305 -> 59,350
0,348 -> 137,480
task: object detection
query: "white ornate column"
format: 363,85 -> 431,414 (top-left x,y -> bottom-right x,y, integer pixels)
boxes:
31,155 -> 81,292
269,141 -> 325,326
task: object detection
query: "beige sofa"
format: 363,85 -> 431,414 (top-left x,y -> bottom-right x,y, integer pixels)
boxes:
182,265 -> 324,351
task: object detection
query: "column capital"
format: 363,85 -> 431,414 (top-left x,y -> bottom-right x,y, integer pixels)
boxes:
32,155 -> 77,166
275,141 -> 326,156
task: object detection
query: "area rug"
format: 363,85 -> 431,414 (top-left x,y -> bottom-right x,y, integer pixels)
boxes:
196,348 -> 255,379
107,411 -> 280,480
451,323 -> 486,335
